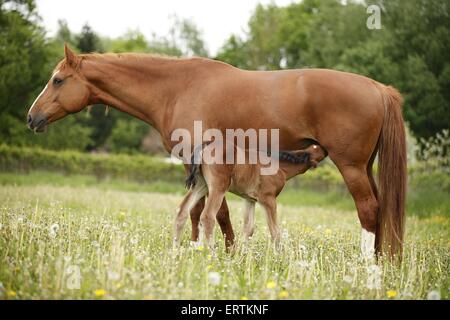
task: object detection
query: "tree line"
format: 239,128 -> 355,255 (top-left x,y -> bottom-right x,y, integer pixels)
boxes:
1,0 -> 448,157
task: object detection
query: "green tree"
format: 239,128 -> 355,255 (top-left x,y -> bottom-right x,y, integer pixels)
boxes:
216,0 -> 450,143
76,23 -> 103,53
171,16 -> 208,57
107,30 -> 150,53
0,0 -> 49,144
106,119 -> 148,154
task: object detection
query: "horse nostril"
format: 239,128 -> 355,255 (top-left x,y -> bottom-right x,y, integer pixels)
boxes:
27,114 -> 32,124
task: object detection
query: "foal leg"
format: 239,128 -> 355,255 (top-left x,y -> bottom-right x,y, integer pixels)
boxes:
189,198 -> 204,242
216,199 -> 235,250
192,198 -> 235,249
259,196 -> 281,244
174,183 -> 207,247
243,200 -> 256,240
338,165 -> 379,259
200,189 -> 227,250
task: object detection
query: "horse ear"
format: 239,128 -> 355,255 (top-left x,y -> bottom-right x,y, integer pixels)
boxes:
64,44 -> 78,67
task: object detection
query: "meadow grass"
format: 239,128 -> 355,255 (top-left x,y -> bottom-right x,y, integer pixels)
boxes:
0,176 -> 448,300
2,171 -> 448,216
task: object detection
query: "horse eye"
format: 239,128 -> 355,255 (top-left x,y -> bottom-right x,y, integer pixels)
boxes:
53,77 -> 63,86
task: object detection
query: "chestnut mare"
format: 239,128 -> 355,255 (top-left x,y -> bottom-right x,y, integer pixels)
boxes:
27,45 -> 407,258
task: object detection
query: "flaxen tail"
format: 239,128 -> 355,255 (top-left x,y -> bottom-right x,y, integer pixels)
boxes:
377,84 -> 407,258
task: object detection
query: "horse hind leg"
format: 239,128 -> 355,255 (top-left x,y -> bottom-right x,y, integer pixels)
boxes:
338,164 -> 379,259
366,146 -> 381,253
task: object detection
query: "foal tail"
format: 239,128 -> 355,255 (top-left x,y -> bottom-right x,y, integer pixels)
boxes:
185,144 -> 205,189
377,84 -> 407,258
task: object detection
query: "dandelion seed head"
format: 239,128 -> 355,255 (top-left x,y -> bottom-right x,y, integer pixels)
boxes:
208,272 -> 221,285
49,223 -> 59,238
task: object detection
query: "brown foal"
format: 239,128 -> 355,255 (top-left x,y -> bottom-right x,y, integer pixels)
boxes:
173,144 -> 326,248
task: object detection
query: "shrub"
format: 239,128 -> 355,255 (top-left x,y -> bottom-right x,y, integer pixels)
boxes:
0,144 -> 185,183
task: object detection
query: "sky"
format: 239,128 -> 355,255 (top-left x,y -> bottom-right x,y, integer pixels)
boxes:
35,0 -> 297,55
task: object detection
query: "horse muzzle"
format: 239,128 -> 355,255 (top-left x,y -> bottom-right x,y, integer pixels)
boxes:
27,113 -> 48,133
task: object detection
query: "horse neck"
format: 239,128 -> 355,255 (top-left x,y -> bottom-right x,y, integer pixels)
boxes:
81,54 -> 192,132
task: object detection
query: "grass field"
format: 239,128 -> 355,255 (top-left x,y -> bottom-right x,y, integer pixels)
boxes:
0,172 -> 448,300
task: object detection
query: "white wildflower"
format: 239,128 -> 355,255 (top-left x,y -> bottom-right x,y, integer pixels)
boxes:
343,275 -> 353,284
207,272 -> 221,286
427,290 -> 441,300
130,236 -> 139,245
297,260 -> 310,268
366,264 -> 382,290
49,223 -> 59,238
107,270 -> 120,281
91,241 -> 100,248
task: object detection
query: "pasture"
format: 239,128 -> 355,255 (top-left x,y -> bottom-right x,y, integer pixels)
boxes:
0,172 -> 448,300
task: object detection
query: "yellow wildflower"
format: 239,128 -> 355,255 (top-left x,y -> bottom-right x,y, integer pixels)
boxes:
324,228 -> 332,235
387,290 -> 397,299
278,290 -> 289,299
94,289 -> 106,297
266,281 -> 277,289
206,264 -> 213,271
7,290 -> 16,298
196,245 -> 204,252
240,296 -> 248,300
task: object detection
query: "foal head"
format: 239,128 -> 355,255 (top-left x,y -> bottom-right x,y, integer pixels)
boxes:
304,144 -> 327,167
27,45 -> 91,132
